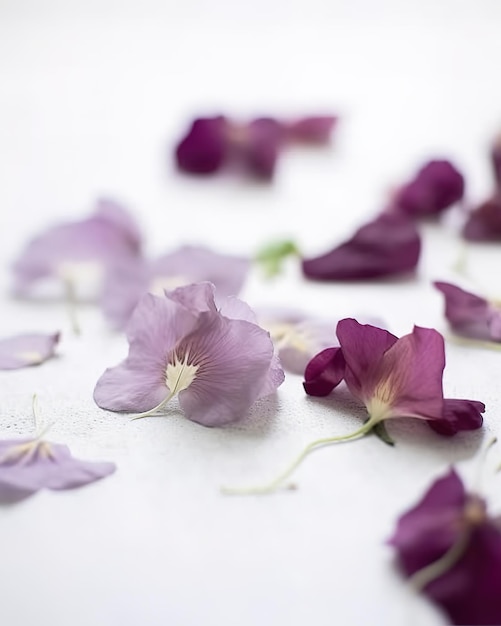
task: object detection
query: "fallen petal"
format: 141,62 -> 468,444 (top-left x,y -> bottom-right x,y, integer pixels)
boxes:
427,399 -> 485,436
285,116 -> 337,144
0,332 -> 60,370
462,195 -> 501,242
303,347 -> 346,396
175,116 -> 228,174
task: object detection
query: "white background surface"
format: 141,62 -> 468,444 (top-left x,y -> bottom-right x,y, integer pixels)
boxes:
1,2 -> 501,625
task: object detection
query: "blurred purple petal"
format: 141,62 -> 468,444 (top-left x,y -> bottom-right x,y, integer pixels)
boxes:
393,160 -> 465,218
12,199 -> 142,297
102,246 -> 249,329
0,438 -> 115,502
492,134 -> 501,187
95,284 -> 283,425
303,347 -> 346,396
0,332 -> 59,370
389,469 -> 501,625
240,118 -> 283,180
175,116 -> 228,174
427,399 -> 485,436
302,213 -> 421,281
434,281 -> 501,341
462,194 -> 501,242
285,116 -> 337,144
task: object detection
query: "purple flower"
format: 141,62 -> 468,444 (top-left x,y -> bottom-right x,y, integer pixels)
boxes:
304,319 -> 484,436
0,436 -> 115,502
434,281 -> 501,342
101,245 -> 250,329
388,468 -> 501,625
462,194 -> 501,242
11,198 -> 142,298
302,213 -> 421,281
0,332 -> 60,370
392,160 -> 465,218
174,114 -> 337,180
94,283 -> 284,426
258,309 -> 336,375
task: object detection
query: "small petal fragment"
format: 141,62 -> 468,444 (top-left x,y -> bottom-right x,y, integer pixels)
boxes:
462,194 -> 501,242
302,213 -> 421,281
303,347 -> 346,396
175,116 -> 228,174
0,332 -> 60,370
285,116 -> 337,144
0,438 -> 115,502
393,160 -> 465,218
427,399 -> 485,436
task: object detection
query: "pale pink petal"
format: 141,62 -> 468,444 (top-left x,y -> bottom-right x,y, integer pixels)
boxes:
0,332 -> 60,370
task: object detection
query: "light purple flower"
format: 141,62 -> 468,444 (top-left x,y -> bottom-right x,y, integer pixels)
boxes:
0,436 -> 115,502
12,198 -> 142,298
392,160 -> 465,218
302,213 -> 421,281
257,309 -> 336,375
462,194 -> 501,242
0,332 -> 60,370
304,319 -> 484,436
101,245 -> 250,329
94,283 -> 284,426
388,468 -> 501,625
434,281 -> 501,342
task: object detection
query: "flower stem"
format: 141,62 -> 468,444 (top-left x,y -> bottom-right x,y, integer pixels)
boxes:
130,392 -> 175,420
446,333 -> 501,351
409,531 -> 470,591
221,419 -> 378,496
63,277 -> 81,336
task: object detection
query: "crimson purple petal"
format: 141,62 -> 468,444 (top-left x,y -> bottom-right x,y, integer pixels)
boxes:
302,213 -> 421,281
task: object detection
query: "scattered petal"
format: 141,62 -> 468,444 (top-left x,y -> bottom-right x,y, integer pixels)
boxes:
434,281 -> 501,341
491,133 -> 501,188
240,117 -> 284,179
427,399 -> 485,436
12,198 -> 142,298
95,283 -> 283,426
175,116 -> 228,174
462,194 -> 501,242
101,245 -> 249,329
392,160 -> 465,218
388,468 -> 501,625
302,213 -> 421,281
303,347 -> 346,396
0,437 -> 115,502
0,332 -> 60,370
285,116 -> 337,144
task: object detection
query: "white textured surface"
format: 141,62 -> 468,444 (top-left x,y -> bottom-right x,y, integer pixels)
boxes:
1,2 -> 501,625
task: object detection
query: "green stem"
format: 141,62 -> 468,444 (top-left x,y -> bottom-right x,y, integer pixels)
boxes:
221,419 -> 377,496
447,333 -> 501,352
409,531 -> 470,591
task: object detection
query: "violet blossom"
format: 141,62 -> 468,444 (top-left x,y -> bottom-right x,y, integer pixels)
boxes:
101,245 -> 250,330
174,114 -> 336,180
94,283 -> 284,427
391,160 -> 465,218
434,281 -> 501,342
302,213 -> 421,281
0,436 -> 115,502
388,468 -> 501,625
11,198 -> 142,299
0,332 -> 60,370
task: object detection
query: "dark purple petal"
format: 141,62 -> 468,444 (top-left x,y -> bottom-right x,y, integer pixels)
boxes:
175,116 -> 228,174
427,399 -> 485,436
426,523 -> 501,625
335,319 -> 398,401
302,213 -> 421,281
0,438 -> 115,502
285,116 -> 337,144
388,468 -> 467,574
394,160 -> 465,218
492,134 -> 501,187
462,194 -> 501,242
434,281 -> 494,340
242,118 -> 284,180
303,347 -> 346,396
0,332 -> 60,370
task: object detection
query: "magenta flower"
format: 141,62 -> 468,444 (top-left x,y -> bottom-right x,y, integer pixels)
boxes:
434,281 -> 501,342
101,245 -> 250,329
388,468 -> 501,625
174,114 -> 336,180
302,213 -> 421,281
304,318 -> 484,436
392,160 -> 465,218
0,436 -> 115,502
258,308 -> 336,375
0,332 -> 60,369
462,194 -> 501,242
94,283 -> 284,426
11,198 -> 142,298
